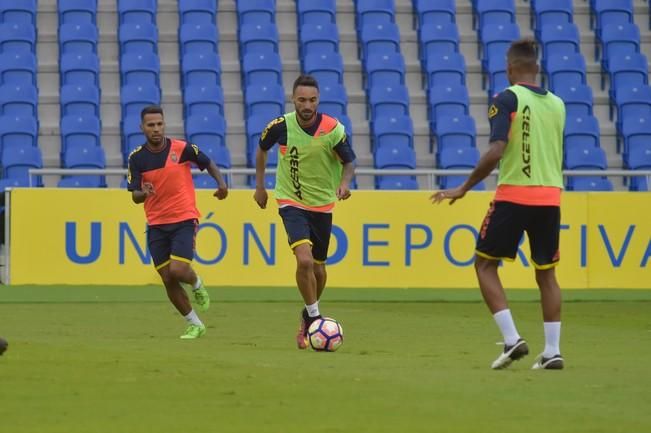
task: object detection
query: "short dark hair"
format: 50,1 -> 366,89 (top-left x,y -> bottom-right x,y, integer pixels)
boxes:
292,74 -> 319,93
141,105 -> 164,122
507,38 -> 538,69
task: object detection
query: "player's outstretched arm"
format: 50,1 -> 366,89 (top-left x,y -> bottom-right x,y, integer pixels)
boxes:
337,162 -> 354,200
206,160 -> 228,200
431,140 -> 506,205
253,147 -> 268,209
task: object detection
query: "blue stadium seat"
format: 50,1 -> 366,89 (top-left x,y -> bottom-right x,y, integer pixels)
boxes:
621,116 -> 651,156
0,115 -> 37,158
479,23 -> 520,65
179,0 -> 216,25
318,83 -> 348,119
555,84 -> 594,119
564,115 -> 601,152
122,117 -> 145,159
304,51 -> 344,87
546,53 -> 587,91
539,23 -> 580,69
1,143 -> 41,185
246,139 -> 279,170
58,176 -> 104,188
120,52 -> 160,87
0,83 -> 37,117
359,23 -> 400,65
474,0 -> 516,30
185,113 -> 227,149
183,84 -> 224,117
376,176 -> 419,190
178,23 -> 218,56
0,22 -> 35,53
59,52 -> 98,86
484,56 -> 509,100
241,52 -> 282,87
117,0 -> 157,25
296,0 -> 336,26
245,114 -> 279,167
247,174 -> 275,189
613,85 -> 651,133
58,0 -> 97,25
566,176 -> 614,191
60,115 -> 101,155
238,23 -> 279,58
60,83 -> 100,117
0,52 -> 36,85
438,175 -> 485,190
244,83 -> 284,118
368,84 -> 409,121
193,141 -> 231,169
565,143 -> 607,169
414,0 -> 455,28
299,23 -> 339,58
119,22 -> 158,56
62,142 -> 106,187
624,142 -> 651,169
372,115 -> 413,152
181,52 -> 221,88
606,53 -> 649,97
59,23 -> 97,56
418,22 -> 460,61
532,0 -> 573,36
120,84 -> 160,121
434,114 -> 476,156
375,141 -> 416,169
592,0 -> 633,37
599,23 -> 640,66
428,85 -> 470,130
364,52 -> 405,91
439,145 -> 480,169
236,0 -> 275,27
425,52 -> 466,89
0,0 -> 36,25
356,0 -> 395,29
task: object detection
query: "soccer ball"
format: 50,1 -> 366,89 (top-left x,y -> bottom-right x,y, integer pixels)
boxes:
308,317 -> 344,352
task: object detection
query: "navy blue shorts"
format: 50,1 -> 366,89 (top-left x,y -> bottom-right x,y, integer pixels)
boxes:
147,219 -> 197,270
476,201 -> 561,269
278,206 -> 332,263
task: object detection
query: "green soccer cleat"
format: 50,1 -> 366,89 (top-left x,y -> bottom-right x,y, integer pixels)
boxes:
192,280 -> 210,312
180,324 -> 206,340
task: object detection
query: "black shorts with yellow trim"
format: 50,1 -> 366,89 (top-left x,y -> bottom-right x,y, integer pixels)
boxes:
476,201 -> 561,269
279,206 -> 332,262
147,219 -> 197,269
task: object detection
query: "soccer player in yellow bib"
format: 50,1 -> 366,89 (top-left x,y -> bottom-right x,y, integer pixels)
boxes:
432,39 -> 566,370
253,75 -> 356,349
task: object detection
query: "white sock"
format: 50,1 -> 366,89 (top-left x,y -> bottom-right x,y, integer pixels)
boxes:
305,301 -> 320,318
192,275 -> 202,291
543,322 -> 561,358
184,309 -> 204,327
493,309 -> 521,346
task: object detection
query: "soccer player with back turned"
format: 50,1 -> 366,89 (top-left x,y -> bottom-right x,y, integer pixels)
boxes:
253,75 -> 356,349
432,39 -> 566,370
128,106 -> 229,339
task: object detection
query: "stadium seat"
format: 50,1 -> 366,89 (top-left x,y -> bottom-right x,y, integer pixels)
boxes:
178,23 -> 218,56
545,53 -> 587,91
605,53 -> 649,97
592,0 -> 633,37
194,174 -> 229,189
185,113 -> 227,149
299,23 -> 340,58
303,51 -> 344,87
364,52 -> 405,91
59,22 -> 98,56
247,174 -> 275,189
539,23 -> 581,68
428,85 -> 470,130
413,0 -> 456,28
612,85 -> 651,132
117,0 -> 157,25
418,22 -> 460,61
296,0 -> 336,26
434,115 -> 476,156
243,83 -> 285,118
474,0 -> 516,30
236,0 -> 275,27
60,115 -> 101,155
194,141 -> 231,169
122,117 -> 145,159
179,0 -> 216,25
120,52 -> 160,87
0,52 -> 36,85
0,115 -> 37,158
598,23 -> 640,67
376,176 -> 419,190
621,116 -> 651,156
62,142 -> 106,189
241,52 -> 282,87
59,52 -> 98,86
438,175 -> 485,190
238,23 -> 279,58
375,140 -> 416,170
368,84 -> 409,121
425,52 -> 466,89
183,84 -> 225,117
180,52 -> 221,88
58,176 -> 104,188
120,84 -> 161,121
372,115 -> 414,152
565,144 -> 608,170
359,23 -> 401,65
318,83 -> 348,119
60,84 -> 100,117
0,0 -> 36,25
356,0 -> 396,29
624,142 -> 651,169
532,0 -> 573,36
439,145 -> 480,169
555,84 -> 594,119
58,0 -> 97,25
566,176 -> 614,191
0,22 -> 35,54
564,115 -> 601,151
245,114 -> 279,167
0,83 -> 37,117
479,23 -> 520,66
118,22 -> 158,56
1,143 -> 42,185
484,56 -> 510,100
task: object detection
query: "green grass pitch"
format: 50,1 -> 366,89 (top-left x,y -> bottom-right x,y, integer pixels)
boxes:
1,286 -> 650,433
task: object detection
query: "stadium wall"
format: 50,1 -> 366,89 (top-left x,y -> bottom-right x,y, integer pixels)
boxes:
8,189 -> 651,288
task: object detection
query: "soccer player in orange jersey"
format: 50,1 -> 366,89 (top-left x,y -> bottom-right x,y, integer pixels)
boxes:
127,106 -> 228,339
